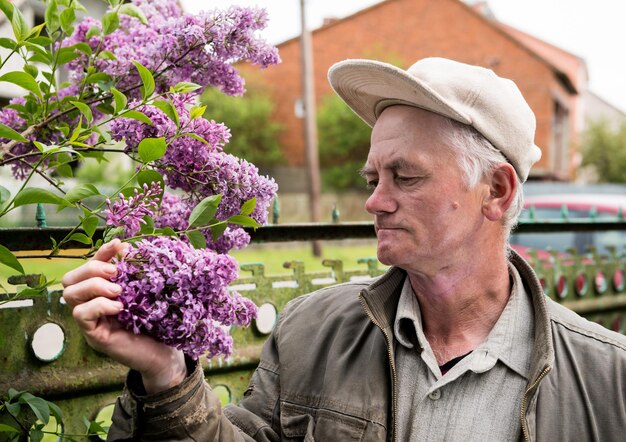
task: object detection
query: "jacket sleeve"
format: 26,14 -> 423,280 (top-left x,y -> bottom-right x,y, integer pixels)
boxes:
106,298 -> 301,441
106,357 -> 251,441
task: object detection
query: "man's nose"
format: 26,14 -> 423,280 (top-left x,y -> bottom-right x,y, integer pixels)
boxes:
365,182 -> 397,215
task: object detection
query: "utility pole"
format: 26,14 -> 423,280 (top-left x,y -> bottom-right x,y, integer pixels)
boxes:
299,0 -> 322,256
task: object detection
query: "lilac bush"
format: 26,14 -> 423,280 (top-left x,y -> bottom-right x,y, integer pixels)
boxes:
0,0 -> 280,361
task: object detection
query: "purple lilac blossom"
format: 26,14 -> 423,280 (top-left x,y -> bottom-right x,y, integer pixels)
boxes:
155,192 -> 252,253
113,236 -> 257,359
104,182 -> 161,238
63,0 -> 280,99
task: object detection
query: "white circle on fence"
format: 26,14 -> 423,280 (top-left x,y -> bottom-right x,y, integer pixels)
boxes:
31,322 -> 65,362
95,403 -> 116,441
254,303 -> 278,335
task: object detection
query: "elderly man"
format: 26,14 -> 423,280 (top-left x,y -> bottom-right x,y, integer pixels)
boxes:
63,58 -> 626,441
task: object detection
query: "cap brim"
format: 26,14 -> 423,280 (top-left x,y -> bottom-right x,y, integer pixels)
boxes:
328,59 -> 471,128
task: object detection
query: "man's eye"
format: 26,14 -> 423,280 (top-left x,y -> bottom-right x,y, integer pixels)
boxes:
366,180 -> 378,190
396,176 -> 417,184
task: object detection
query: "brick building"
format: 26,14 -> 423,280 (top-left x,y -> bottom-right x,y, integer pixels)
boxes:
250,0 -> 594,190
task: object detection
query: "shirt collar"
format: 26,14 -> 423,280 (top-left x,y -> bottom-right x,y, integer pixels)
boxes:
392,264 -> 534,379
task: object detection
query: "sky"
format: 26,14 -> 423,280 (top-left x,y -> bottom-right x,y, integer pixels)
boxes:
180,0 -> 626,113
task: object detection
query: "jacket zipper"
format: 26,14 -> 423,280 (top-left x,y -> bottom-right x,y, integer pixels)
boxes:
359,295 -> 398,442
520,366 -> 551,442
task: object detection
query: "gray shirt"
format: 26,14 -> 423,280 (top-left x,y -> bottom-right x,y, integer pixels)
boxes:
394,265 -> 534,441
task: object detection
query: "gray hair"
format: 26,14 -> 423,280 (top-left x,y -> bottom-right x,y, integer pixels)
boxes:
439,118 -> 524,241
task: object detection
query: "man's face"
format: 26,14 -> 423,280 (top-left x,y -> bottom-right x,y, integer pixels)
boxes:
362,106 -> 490,274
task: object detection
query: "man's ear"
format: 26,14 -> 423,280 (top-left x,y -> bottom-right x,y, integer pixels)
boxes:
482,163 -> 517,222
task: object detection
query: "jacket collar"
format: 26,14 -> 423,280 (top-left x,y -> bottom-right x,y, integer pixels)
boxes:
359,250 -> 554,381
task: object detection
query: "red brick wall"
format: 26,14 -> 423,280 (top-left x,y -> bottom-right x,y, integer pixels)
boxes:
251,0 -> 574,179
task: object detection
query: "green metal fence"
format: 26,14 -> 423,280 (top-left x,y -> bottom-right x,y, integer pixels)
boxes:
1,218 -> 625,437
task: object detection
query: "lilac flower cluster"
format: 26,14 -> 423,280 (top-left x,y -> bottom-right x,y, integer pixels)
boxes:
113,236 -> 257,359
63,0 -> 280,99
155,192 -> 252,253
110,98 -> 278,240
104,182 -> 162,238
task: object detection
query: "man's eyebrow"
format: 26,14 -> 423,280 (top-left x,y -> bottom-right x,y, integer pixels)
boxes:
358,166 -> 374,178
359,159 -> 420,177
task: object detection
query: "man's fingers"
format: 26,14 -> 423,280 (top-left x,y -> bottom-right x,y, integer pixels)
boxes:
63,277 -> 122,308
62,239 -> 129,288
72,297 -> 124,333
92,238 -> 128,262
62,256 -> 120,289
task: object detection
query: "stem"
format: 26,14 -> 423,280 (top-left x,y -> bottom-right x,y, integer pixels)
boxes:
0,147 -> 125,167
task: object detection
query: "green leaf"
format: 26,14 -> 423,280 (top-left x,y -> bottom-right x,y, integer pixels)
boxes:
86,25 -> 100,39
118,3 -> 148,24
0,0 -> 13,21
29,429 -> 43,442
0,123 -> 27,142
173,82 -> 201,93
137,169 -> 164,192
110,87 -> 128,114
240,197 -> 257,216
132,61 -> 155,99
71,42 -> 92,56
152,100 -> 179,127
98,50 -> 117,60
87,419 -> 107,435
23,64 -> 38,79
5,401 -> 21,417
188,195 -> 222,228
137,137 -> 166,163
59,7 -> 76,34
0,71 -> 41,98
81,215 -> 99,237
0,244 -> 24,275
103,226 -> 124,242
8,388 -> 21,400
159,226 -> 177,237
10,5 -> 29,41
186,230 -> 206,249
123,110 -> 152,125
0,37 -> 17,50
65,183 -> 100,203
26,22 -> 46,40
180,132 -> 209,145
47,401 -> 63,423
13,188 -> 70,208
69,117 -> 83,142
189,105 -> 206,120
0,184 -> 10,211
210,221 -> 227,242
56,47 -> 81,66
19,394 -> 50,424
45,0 -> 61,33
227,214 -> 261,228
69,232 -> 91,245
102,11 -> 119,35
70,101 -> 93,124
0,424 -> 20,433
84,72 -> 111,84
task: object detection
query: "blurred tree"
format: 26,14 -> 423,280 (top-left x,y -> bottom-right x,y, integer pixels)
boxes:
317,94 -> 371,191
200,85 -> 284,168
581,119 -> 626,183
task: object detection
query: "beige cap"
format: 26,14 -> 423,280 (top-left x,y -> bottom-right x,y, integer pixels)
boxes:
328,57 -> 542,182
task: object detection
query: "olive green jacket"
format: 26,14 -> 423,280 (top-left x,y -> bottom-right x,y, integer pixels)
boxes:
108,251 -> 626,441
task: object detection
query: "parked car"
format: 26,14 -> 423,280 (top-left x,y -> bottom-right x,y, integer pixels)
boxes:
510,194 -> 626,256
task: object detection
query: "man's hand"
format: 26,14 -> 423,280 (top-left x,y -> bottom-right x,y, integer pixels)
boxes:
62,239 -> 187,394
